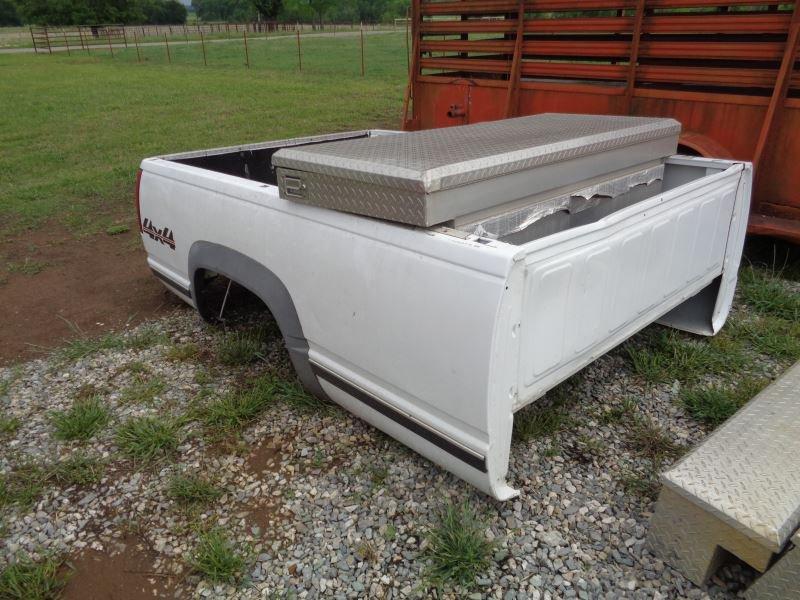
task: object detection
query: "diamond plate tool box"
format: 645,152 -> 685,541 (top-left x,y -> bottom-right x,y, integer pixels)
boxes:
272,114 -> 681,227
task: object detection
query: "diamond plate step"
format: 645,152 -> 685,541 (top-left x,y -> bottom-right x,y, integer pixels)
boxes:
648,361 -> 800,585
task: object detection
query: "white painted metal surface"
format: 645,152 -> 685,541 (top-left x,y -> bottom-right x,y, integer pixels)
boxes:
138,130 -> 751,500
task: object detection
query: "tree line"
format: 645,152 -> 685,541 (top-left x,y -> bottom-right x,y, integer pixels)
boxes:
0,0 -> 410,26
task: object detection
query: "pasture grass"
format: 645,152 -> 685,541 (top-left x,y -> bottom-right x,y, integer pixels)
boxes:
423,501 -> 496,590
0,32 -> 407,237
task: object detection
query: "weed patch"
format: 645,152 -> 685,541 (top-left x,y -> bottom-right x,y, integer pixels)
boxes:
105,224 -> 130,235
216,327 -> 269,366
625,328 -> 745,384
189,529 -> 248,585
423,501 -> 496,590
680,378 -> 768,428
0,415 -> 21,436
726,315 -> 800,361
738,266 -> 800,321
7,259 -> 48,276
167,473 -> 222,507
0,554 -> 66,599
626,418 -> 684,465
116,416 -> 181,463
50,453 -> 105,486
165,342 -> 200,362
120,375 -> 166,406
0,462 -> 47,510
51,397 -> 110,441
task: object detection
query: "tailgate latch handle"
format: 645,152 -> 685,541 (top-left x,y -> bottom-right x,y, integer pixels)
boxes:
284,176 -> 307,199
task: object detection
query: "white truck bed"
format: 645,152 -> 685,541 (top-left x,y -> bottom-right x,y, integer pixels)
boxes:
138,126 -> 751,500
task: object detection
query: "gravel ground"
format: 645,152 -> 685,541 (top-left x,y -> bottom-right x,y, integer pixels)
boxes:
0,292 -> 793,599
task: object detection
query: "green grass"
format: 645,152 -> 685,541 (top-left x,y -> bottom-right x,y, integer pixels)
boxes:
423,501 -> 496,590
0,462 -> 48,510
619,469 -> 661,501
680,377 -> 769,428
271,377 -> 333,414
726,315 -> 800,361
0,453 -> 105,509
55,325 -> 168,362
198,375 -> 276,432
0,33 -> 406,236
105,223 -> 130,235
164,342 -> 200,361
167,473 -> 222,507
512,381 -> 576,443
625,328 -> 745,384
116,416 -> 182,462
626,417 -> 684,465
189,529 -> 248,585
6,259 -> 48,276
51,396 -> 110,441
0,554 -> 66,600
119,374 -> 166,405
50,453 -> 105,486
0,415 -> 21,436
738,266 -> 800,321
215,328 -> 269,366
197,373 -> 329,434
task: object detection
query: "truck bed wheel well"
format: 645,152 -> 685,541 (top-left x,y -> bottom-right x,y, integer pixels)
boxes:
188,241 -> 328,400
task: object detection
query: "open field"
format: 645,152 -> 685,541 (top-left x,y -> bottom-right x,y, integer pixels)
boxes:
0,31 -> 407,364
0,31 -> 407,236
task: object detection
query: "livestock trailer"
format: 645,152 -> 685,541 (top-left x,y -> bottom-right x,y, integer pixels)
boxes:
402,0 -> 800,243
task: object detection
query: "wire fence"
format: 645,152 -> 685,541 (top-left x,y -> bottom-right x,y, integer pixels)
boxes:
29,21 -> 395,55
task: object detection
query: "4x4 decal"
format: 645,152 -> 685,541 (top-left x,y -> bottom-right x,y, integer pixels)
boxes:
142,218 -> 175,250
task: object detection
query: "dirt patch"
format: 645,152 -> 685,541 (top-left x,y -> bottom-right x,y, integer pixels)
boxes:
61,535 -> 182,600
0,225 -> 182,366
245,442 -> 282,475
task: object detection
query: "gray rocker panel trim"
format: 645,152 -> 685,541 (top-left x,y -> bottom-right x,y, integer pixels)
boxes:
187,241 -> 328,401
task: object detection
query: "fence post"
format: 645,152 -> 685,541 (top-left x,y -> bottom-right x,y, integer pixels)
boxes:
29,27 -> 37,54
133,31 -> 141,62
62,30 -> 71,56
296,29 -> 302,71
44,27 -> 52,55
106,28 -> 114,57
200,30 -> 207,66
164,33 -> 171,63
360,26 -> 365,77
122,26 -> 128,48
79,27 -> 89,54
243,29 -> 250,68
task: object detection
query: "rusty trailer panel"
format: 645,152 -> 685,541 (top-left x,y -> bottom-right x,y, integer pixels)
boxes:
403,1 -> 800,243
